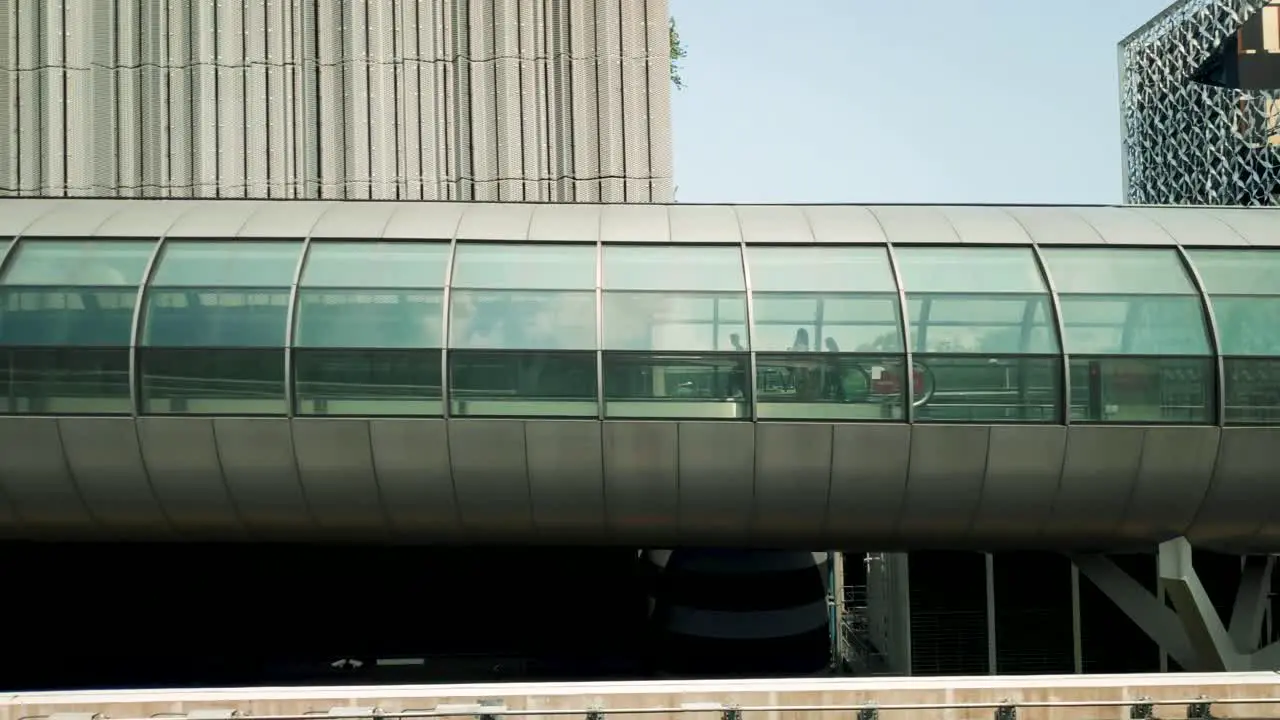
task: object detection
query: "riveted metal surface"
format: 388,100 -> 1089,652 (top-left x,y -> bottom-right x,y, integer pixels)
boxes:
212,418 -> 313,539
58,417 -> 167,537
525,420 -> 605,541
600,204 -> 670,243
528,204 -> 601,243
1208,208 -> 1280,246
308,203 -> 397,239
382,203 -> 467,239
734,205 -> 814,244
1042,426 -> 1145,549
448,419 -> 533,538
970,425 -> 1066,548
1068,206 -> 1174,246
936,206 -> 1033,245
752,423 -> 832,545
826,424 -> 910,547
899,425 -> 990,544
1004,206 -> 1106,245
0,417 -> 92,535
868,205 -> 961,245
456,203 -> 535,241
239,202 -> 332,238
136,417 -> 243,539
668,205 -> 741,244
1118,427 -> 1220,544
1131,207 -> 1249,246
677,422 -> 753,545
291,418 -> 387,539
603,421 -> 679,544
803,205 -> 890,244
1187,427 -> 1280,552
367,419 -> 459,540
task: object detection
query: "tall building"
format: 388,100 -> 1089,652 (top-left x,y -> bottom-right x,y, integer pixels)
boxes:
0,0 -> 673,202
1120,0 -> 1280,205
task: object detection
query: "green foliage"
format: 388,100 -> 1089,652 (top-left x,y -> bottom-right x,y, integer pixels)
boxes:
669,17 -> 687,90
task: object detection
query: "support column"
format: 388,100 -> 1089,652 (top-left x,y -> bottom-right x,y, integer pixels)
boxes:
985,552 -> 997,675
1070,562 -> 1082,673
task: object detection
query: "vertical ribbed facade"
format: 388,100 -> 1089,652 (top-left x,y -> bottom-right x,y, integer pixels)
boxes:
0,0 -> 673,202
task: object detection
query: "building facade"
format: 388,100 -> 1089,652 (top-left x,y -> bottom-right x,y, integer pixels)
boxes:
0,0 -> 673,202
1121,0 -> 1280,205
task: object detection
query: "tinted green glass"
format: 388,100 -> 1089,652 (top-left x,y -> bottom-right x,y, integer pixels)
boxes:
756,353 -> 905,420
746,247 -> 897,292
1211,296 -> 1280,356
0,288 -> 139,345
142,288 -> 291,347
150,241 -> 302,287
450,289 -> 595,350
752,293 -> 902,352
602,292 -> 747,351
1039,248 -> 1196,295
603,246 -> 745,292
300,242 -> 450,288
140,348 -> 286,414
1057,295 -> 1210,355
1225,358 -> 1280,424
602,353 -> 749,419
1,239 -> 156,286
449,350 -> 597,417
1186,249 -> 1280,295
895,247 -> 1048,294
914,355 -> 1060,423
294,349 -> 442,416
0,347 -> 131,414
293,289 -> 444,348
451,244 -> 596,290
1068,357 -> 1212,423
908,295 -> 1058,354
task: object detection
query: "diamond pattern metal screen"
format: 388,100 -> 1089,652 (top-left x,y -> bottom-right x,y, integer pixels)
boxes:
1122,0 -> 1280,205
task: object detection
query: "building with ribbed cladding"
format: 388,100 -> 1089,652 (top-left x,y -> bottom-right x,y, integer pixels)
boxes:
0,0 -> 672,202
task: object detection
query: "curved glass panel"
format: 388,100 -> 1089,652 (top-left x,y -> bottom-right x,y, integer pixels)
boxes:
451,244 -> 596,290
603,353 -> 749,419
450,351 -> 597,417
915,356 -> 1061,423
294,289 -> 443,349
140,348 -> 285,414
1186,250 -> 1280,357
142,288 -> 291,347
1208,297 -> 1280,356
1056,295 -> 1210,355
752,293 -> 901,352
907,295 -> 1057,354
746,247 -> 897,292
756,354 -> 905,420
895,247 -> 1048,294
294,349 -> 442,416
1039,248 -> 1197,295
150,241 -> 302,287
300,242 -> 451,288
1225,358 -> 1280,424
1069,357 -> 1212,423
1,239 -> 156,285
603,246 -> 745,292
602,292 -> 746,351
1189,249 -> 1280,295
0,288 -> 139,345
450,290 -> 595,350
0,348 -> 131,414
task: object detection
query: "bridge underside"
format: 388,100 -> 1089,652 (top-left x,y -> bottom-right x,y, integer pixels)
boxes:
0,417 -> 1276,552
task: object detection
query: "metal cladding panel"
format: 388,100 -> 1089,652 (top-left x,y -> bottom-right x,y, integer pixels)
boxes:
936,206 -> 1032,245
669,205 -> 741,245
970,426 -> 1067,547
528,204 -> 602,243
1207,208 -> 1280,246
1042,426 -> 1145,549
603,421 -> 679,543
94,201 -> 205,236
382,203 -> 466,240
826,424 -> 910,547
600,204 -> 670,244
803,206 -> 890,244
735,205 -> 814,244
21,201 -> 122,235
867,206 -> 961,245
752,424 -> 832,544
57,417 -> 166,537
308,203 -> 397,239
1130,207 -> 1248,247
1188,427 -> 1280,552
0,417 -> 91,534
1004,206 -> 1106,245
455,204 -> 535,241
1118,427 -> 1220,544
1068,206 -> 1175,246
525,420 -> 605,540
448,420 -> 534,537
212,418 -> 313,538
367,419 -> 459,540
239,202 -> 334,238
165,203 -> 264,238
677,422 -> 753,545
898,425 -> 989,544
0,200 -> 63,234
136,417 -> 242,538
291,419 -> 387,538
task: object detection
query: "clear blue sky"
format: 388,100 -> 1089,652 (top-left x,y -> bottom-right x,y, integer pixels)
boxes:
669,0 -> 1174,205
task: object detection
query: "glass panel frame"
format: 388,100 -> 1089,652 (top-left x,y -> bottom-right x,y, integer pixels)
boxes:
449,350 -> 598,418
1068,356 -> 1213,424
293,348 -> 443,417
755,353 -> 906,421
894,247 -> 1050,295
1056,294 -> 1211,356
299,241 -> 451,289
603,246 -> 746,292
0,239 -> 157,286
913,354 -> 1062,424
139,347 -> 287,415
1224,357 -> 1280,425
149,240 -> 303,287
293,288 -> 445,349
450,243 -> 597,290
0,347 -> 132,415
907,294 -> 1058,354
746,246 -> 898,293
602,352 -> 750,420
449,289 -> 597,351
750,292 -> 902,353
602,292 -> 747,352
1039,248 -> 1199,295
141,287 -> 293,348
0,287 -> 140,346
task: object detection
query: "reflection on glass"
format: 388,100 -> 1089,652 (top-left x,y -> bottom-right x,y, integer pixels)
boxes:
1225,358 -> 1280,424
142,288 -> 291,347
1040,248 -> 1197,295
603,353 -> 749,419
300,242 -> 451,288
450,350 -> 596,417
1211,296 -> 1280,356
1,240 -> 156,286
603,246 -> 745,292
150,241 -> 302,287
908,295 -> 1057,354
294,349 -> 442,416
746,247 -> 897,292
602,292 -> 746,351
1188,249 -> 1280,295
450,290 -> 595,350
756,354 -> 905,420
1056,295 -> 1210,355
0,288 -> 139,345
0,348 -> 131,414
914,356 -> 1060,423
895,247 -> 1049,294
451,244 -> 596,290
751,293 -> 902,352
140,348 -> 285,414
1069,357 -> 1212,423
294,290 -> 443,348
